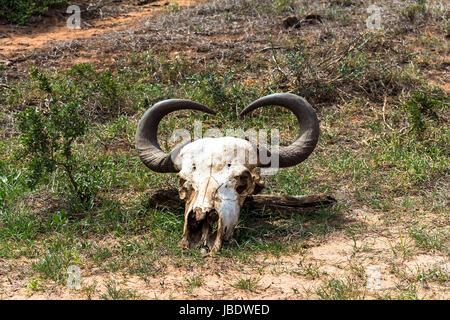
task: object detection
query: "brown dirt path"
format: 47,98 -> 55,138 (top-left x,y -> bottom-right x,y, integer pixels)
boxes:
0,0 -> 204,62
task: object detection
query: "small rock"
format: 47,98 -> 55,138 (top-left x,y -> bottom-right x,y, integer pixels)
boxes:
283,14 -> 323,29
282,16 -> 300,29
304,14 -> 323,24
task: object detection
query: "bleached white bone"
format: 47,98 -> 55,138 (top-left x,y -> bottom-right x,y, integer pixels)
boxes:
174,137 -> 263,253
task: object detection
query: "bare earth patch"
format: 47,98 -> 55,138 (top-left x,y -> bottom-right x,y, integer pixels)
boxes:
1,207 -> 448,299
0,0 -> 206,69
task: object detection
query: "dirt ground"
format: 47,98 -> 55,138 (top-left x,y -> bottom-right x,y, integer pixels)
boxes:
0,0 -> 448,300
2,236 -> 449,299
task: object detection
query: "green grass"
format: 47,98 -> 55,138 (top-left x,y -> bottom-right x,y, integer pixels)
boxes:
416,266 -> 449,284
101,280 -> 143,300
378,283 -> 423,300
409,226 -> 447,251
316,278 -> 365,300
232,277 -> 261,292
294,261 -> 322,279
26,277 -> 44,294
399,2 -> 428,23
185,275 -> 205,294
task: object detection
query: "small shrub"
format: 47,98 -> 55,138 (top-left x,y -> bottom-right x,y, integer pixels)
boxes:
64,64 -> 128,120
165,2 -> 180,12
400,2 -> 428,23
57,159 -> 109,211
273,0 -> 296,13
0,0 -> 67,25
409,226 -> 446,250
16,100 -> 86,180
15,92 -> 92,210
14,66 -> 129,211
404,90 -> 444,135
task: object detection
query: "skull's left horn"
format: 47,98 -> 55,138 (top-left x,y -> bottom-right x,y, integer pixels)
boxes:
239,93 -> 319,168
136,99 -> 216,173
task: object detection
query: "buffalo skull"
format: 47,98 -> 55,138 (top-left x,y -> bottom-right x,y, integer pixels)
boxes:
136,93 -> 319,253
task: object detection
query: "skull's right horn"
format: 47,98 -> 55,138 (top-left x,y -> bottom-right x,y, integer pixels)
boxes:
239,93 -> 319,168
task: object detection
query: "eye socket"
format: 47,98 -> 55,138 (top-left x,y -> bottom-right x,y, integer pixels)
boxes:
227,163 -> 231,168
236,183 -> 247,194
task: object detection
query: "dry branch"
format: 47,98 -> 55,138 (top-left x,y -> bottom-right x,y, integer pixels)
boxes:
147,189 -> 336,215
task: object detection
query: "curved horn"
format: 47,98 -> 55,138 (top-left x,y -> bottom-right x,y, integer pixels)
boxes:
136,99 -> 216,173
239,93 -> 319,168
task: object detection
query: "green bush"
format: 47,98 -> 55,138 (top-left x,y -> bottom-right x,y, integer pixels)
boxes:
0,0 -> 67,25
54,63 -> 129,120
404,90 -> 445,135
16,67 -> 94,210
14,66 -> 129,211
400,2 -> 428,23
57,158 -> 113,212
16,100 -> 92,208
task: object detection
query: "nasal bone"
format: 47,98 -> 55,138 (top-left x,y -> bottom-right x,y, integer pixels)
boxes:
191,176 -> 219,212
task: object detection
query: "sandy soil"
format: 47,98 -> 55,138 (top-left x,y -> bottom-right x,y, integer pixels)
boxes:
1,235 -> 448,300
1,202 -> 448,300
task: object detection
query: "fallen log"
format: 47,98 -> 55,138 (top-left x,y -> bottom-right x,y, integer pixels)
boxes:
147,189 -> 336,215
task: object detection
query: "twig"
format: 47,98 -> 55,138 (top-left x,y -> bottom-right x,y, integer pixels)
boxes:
270,42 -> 288,77
258,46 -> 284,53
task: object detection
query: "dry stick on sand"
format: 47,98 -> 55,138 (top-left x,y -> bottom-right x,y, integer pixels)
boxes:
147,189 -> 336,215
